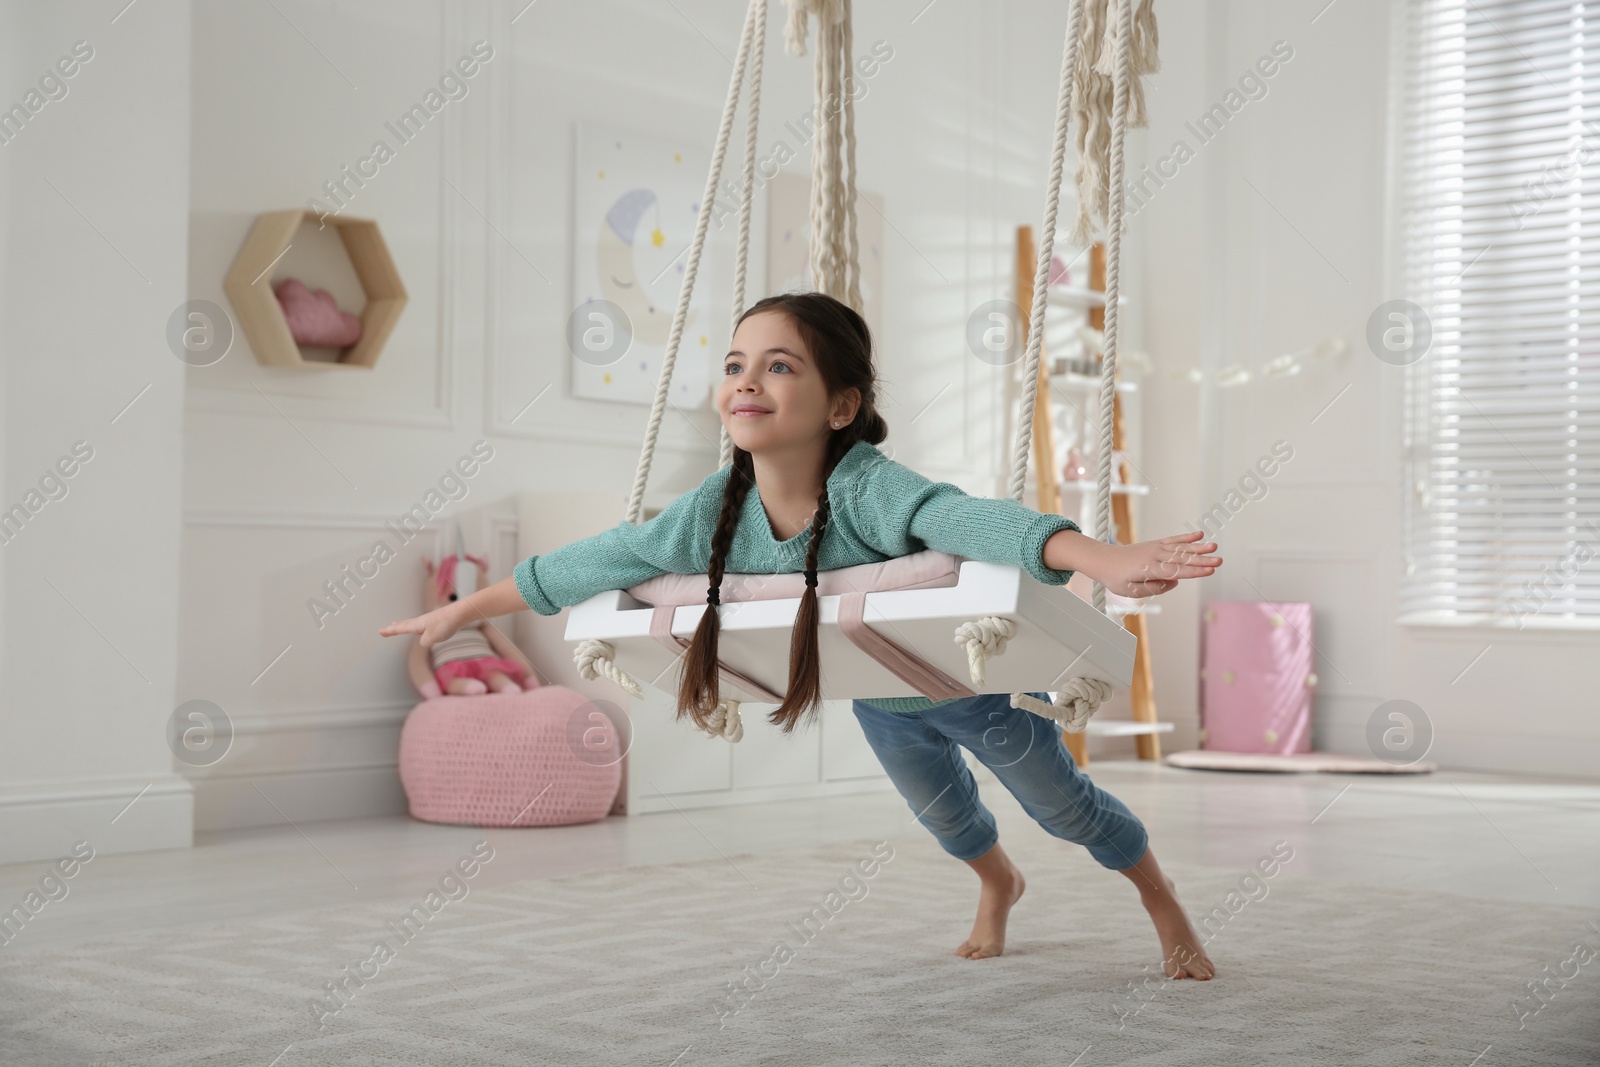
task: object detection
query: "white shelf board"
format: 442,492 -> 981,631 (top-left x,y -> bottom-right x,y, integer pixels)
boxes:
1082,720 -> 1174,737
1058,480 -> 1151,496
1050,371 -> 1138,392
1046,286 -> 1127,311
1106,602 -> 1163,617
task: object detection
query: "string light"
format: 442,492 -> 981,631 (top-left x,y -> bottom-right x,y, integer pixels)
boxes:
1073,326 -> 1348,389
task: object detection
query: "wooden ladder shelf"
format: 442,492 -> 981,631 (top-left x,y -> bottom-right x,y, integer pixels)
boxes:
1015,225 -> 1170,767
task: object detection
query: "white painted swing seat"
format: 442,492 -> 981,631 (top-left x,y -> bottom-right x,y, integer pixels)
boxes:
565,560 -> 1137,706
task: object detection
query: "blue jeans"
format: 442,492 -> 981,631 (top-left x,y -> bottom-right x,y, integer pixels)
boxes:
850,691 -> 1149,870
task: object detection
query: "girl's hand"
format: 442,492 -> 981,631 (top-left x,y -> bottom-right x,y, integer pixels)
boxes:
1085,530 -> 1222,598
379,603 -> 466,649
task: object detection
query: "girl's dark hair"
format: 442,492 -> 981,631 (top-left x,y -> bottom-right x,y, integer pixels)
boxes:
676,292 -> 889,735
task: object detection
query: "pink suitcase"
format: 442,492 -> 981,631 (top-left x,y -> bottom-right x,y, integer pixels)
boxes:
1198,601 -> 1316,754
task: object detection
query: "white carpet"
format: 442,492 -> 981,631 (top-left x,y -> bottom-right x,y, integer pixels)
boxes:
2,829 -> 1595,1066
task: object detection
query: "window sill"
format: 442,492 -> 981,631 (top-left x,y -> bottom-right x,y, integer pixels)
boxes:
1397,611 -> 1600,634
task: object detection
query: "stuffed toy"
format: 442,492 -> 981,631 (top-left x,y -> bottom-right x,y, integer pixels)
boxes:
405,549 -> 539,699
274,277 -> 364,347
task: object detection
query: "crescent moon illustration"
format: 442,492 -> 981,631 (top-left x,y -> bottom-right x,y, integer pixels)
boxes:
596,187 -> 695,346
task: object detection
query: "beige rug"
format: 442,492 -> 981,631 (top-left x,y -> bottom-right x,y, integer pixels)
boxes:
2,830 -> 1595,1066
1164,750 -> 1438,774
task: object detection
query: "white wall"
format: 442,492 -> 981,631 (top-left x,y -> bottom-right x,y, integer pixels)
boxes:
1130,0 -> 1599,778
7,0 -> 1586,865
1126,0 -> 1408,762
174,0 -> 1103,836
0,2 -> 195,864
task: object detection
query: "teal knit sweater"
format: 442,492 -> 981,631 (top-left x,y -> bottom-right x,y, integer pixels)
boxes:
513,440 -> 1081,713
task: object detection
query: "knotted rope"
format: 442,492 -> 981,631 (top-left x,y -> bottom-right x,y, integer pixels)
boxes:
953,616 -> 1017,686
580,0 -> 1158,742
581,0 -> 769,708
1011,680 -> 1116,734
964,0 -> 1153,730
573,639 -> 643,699
627,0 -> 767,525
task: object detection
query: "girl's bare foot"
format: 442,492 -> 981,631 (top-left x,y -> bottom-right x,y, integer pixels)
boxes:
957,842 -> 1026,959
1119,846 -> 1215,979
1140,874 -> 1214,979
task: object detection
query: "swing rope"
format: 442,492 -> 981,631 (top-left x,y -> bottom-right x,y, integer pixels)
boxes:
578,0 -> 1158,740
574,0 -> 769,728
785,0 -> 862,311
957,0 -> 1157,732
720,0 -> 770,472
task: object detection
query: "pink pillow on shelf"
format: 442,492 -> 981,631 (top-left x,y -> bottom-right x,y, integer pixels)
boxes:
274,277 -> 363,347
625,549 -> 966,606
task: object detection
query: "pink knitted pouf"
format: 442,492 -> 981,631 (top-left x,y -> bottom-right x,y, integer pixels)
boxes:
397,686 -> 622,827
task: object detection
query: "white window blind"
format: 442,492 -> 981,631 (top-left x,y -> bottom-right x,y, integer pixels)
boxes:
1400,0 -> 1600,625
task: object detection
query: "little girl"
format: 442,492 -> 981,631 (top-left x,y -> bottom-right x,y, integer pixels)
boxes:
382,291 -> 1220,979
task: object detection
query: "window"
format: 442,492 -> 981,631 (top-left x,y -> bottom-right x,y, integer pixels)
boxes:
1399,0 -> 1600,626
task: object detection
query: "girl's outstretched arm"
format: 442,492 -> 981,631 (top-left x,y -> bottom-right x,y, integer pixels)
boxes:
379,481 -> 711,648
1044,528 -> 1221,598
855,457 -> 1220,596
379,576 -> 527,649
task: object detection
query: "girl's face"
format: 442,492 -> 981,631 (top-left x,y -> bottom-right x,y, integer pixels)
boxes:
719,310 -> 850,453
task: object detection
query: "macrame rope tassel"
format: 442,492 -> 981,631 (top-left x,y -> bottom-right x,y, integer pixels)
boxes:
1071,0 -> 1157,245
782,0 -> 861,313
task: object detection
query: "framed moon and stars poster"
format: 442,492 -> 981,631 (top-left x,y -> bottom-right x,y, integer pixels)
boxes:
569,120 -> 729,408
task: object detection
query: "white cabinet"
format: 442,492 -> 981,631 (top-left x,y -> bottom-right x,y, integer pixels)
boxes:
624,689 -> 897,815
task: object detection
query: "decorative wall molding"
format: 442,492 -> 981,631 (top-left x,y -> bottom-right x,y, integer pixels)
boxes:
226,701 -> 410,734
185,509 -> 467,531
180,495 -> 522,832
0,774 -> 191,807
195,757 -> 404,782
182,392 -> 456,431
192,764 -> 406,833
478,0 -> 727,457
185,1 -> 459,433
1249,549 -> 1378,565
0,775 -> 194,867
1251,547 -> 1389,705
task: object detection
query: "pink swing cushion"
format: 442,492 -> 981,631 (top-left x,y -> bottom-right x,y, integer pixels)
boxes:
626,548 -> 965,605
398,687 -> 622,827
624,550 -> 974,704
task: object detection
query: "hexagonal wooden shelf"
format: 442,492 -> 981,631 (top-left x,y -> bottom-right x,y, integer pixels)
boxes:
223,210 -> 406,369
